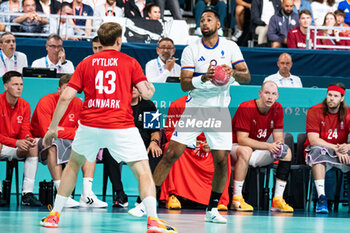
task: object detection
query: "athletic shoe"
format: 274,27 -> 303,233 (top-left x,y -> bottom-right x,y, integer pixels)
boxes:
271,196 -> 294,213
316,195 -> 329,214
147,216 -> 178,233
231,195 -> 254,212
205,208 -> 227,224
217,204 -> 228,211
0,192 -> 7,206
64,196 -> 80,208
40,212 -> 60,228
166,195 -> 181,209
79,194 -> 108,208
128,202 -> 146,217
232,26 -> 243,42
113,192 -> 129,208
22,192 -> 42,206
194,27 -> 202,36
218,28 -> 224,37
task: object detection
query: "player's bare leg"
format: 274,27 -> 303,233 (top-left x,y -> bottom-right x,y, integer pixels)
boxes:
152,140 -> 187,186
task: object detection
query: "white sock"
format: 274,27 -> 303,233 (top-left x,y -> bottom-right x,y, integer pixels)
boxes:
314,179 -> 325,198
53,180 -> 61,191
143,196 -> 157,218
233,180 -> 244,197
22,157 -> 38,194
83,177 -> 93,196
52,194 -> 68,214
274,180 -> 287,198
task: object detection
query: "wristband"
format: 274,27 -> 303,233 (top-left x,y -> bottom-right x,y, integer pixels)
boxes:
61,61 -> 67,65
192,76 -> 204,89
151,139 -> 159,144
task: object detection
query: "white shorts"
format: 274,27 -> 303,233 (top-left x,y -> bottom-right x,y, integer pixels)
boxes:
171,106 -> 232,150
72,124 -> 148,163
0,145 -> 22,161
231,143 -> 273,167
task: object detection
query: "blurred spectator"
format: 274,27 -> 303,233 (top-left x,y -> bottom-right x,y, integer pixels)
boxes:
287,9 -> 314,48
251,0 -> 281,45
92,36 -> 103,54
0,32 -> 28,77
337,0 -> 350,24
154,0 -> 182,19
335,9 -> 350,35
116,0 -> 143,18
72,0 -> 93,37
35,0 -> 61,15
93,0 -> 123,28
11,0 -> 48,33
49,2 -> 76,40
311,0 -> 337,26
293,0 -> 312,14
145,37 -> 180,83
0,0 -> 22,32
268,0 -> 299,48
232,0 -> 251,42
31,34 -> 74,73
316,12 -> 347,49
194,1 -> 226,37
146,2 -> 161,20
264,53 -> 303,87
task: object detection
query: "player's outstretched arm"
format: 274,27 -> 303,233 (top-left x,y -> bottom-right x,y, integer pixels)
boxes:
136,80 -> 155,100
233,62 -> 251,84
44,86 -> 77,147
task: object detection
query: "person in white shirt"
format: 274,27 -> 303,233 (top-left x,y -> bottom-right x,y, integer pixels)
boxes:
264,53 -> 303,88
31,34 -> 74,74
0,32 -> 28,77
145,37 -> 180,83
49,3 -> 76,40
93,0 -> 124,28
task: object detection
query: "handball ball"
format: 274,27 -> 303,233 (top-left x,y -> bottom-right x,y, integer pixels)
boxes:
211,65 -> 230,86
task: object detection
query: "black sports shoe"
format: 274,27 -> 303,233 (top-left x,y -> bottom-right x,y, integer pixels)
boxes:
22,192 -> 42,206
113,192 -> 128,208
0,192 -> 7,206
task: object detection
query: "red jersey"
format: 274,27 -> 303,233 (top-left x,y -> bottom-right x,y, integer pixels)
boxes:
316,31 -> 347,49
31,92 -> 83,139
287,27 -> 315,49
68,49 -> 147,129
232,100 -> 284,143
0,92 -> 32,148
306,103 -> 350,144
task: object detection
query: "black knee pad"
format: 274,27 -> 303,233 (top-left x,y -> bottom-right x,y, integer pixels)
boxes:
276,160 -> 291,181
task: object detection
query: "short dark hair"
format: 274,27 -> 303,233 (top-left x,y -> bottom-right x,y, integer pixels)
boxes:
2,71 -> 22,84
299,9 -> 312,18
0,32 -> 15,43
92,36 -> 100,43
158,37 -> 174,46
58,74 -> 72,87
202,6 -> 219,19
97,22 -> 122,46
146,2 -> 160,15
46,33 -> 62,43
334,9 -> 346,18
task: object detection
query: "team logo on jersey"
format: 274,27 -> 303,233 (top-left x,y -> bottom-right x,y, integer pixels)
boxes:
17,116 -> 23,124
270,120 -> 274,129
341,121 -> 344,130
345,9 -> 349,13
198,56 -> 205,62
221,50 -> 225,58
253,120 -> 256,125
68,114 -> 75,122
143,110 -> 161,129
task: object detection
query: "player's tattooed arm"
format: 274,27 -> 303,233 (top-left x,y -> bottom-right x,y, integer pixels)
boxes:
232,62 -> 251,84
136,80 -> 155,100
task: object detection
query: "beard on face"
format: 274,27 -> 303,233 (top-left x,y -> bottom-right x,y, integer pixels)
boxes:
202,27 -> 217,37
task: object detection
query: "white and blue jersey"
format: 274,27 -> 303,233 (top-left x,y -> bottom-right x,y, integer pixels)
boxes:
181,37 -> 245,107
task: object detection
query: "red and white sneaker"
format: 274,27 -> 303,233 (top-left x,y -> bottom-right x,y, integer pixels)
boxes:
147,216 -> 177,233
40,212 -> 60,228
